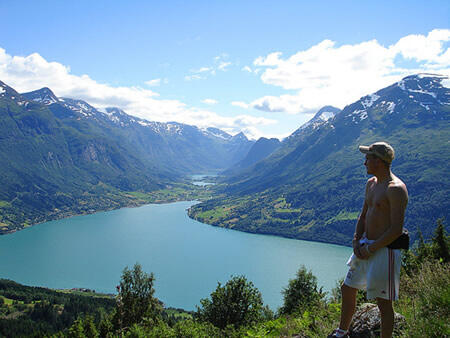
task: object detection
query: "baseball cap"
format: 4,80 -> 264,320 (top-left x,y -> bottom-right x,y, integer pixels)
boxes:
359,142 -> 395,164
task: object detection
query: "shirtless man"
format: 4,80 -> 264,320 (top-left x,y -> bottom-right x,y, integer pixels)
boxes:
330,142 -> 408,338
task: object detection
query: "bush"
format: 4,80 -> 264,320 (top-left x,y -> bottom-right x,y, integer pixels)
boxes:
279,266 -> 325,315
398,259 -> 450,337
113,263 -> 162,331
195,275 -> 265,329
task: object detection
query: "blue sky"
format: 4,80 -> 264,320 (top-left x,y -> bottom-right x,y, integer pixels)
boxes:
1,1 -> 449,139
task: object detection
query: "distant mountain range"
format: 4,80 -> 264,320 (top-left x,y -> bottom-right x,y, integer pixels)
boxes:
223,137 -> 281,175
190,74 -> 450,245
0,81 -> 254,233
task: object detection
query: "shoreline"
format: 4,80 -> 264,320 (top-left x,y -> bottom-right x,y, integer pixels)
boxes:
0,180 -> 351,248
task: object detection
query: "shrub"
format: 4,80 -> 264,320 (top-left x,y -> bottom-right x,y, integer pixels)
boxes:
195,275 -> 265,329
112,263 -> 161,331
398,259 -> 450,337
279,266 -> 325,315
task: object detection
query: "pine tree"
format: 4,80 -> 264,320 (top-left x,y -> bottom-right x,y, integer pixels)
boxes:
431,218 -> 449,263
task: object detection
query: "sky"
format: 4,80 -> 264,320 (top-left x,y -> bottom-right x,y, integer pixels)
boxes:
1,1 -> 449,139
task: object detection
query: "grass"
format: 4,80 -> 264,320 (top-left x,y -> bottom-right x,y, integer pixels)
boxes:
0,201 -> 11,208
325,210 -> 359,224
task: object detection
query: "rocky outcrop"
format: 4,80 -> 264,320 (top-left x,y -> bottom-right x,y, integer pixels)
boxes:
349,303 -> 405,337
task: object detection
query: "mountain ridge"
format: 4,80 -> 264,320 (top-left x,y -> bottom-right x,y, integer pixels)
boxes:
0,81 -> 253,233
189,74 -> 450,245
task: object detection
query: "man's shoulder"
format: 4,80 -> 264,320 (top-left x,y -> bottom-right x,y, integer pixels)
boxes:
387,178 -> 408,202
388,175 -> 407,191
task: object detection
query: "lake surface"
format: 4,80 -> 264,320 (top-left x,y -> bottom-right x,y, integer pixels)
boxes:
190,174 -> 217,186
0,201 -> 352,311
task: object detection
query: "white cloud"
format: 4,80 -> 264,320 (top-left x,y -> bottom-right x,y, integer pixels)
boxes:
186,54 -> 233,81
242,66 -> 252,73
202,98 -> 218,105
145,78 -> 161,86
184,74 -> 205,81
231,101 -> 250,109
251,29 -> 450,114
218,61 -> 231,71
193,67 -> 212,73
0,47 -> 273,138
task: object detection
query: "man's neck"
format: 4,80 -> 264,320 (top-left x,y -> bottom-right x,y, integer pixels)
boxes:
374,169 -> 392,184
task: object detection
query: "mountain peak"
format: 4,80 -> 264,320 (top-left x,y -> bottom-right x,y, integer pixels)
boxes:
232,131 -> 248,141
0,80 -> 21,99
396,73 -> 449,91
313,105 -> 341,121
293,105 -> 340,136
22,87 -> 59,105
202,127 -> 232,140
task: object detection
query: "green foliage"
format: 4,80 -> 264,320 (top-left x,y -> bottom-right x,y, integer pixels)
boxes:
190,78 -> 450,246
397,260 -> 450,337
113,263 -> 162,331
330,278 -> 367,305
67,314 -> 98,338
195,275 -> 265,329
402,219 -> 450,275
0,279 -> 114,337
67,317 -> 86,337
279,266 -> 325,316
431,218 -> 449,263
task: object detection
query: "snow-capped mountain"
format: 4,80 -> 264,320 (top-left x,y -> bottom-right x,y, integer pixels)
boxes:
201,74 -> 450,245
16,84 -> 254,174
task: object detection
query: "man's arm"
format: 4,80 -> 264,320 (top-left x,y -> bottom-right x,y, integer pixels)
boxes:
353,182 -> 369,258
354,203 -> 367,241
368,184 -> 408,253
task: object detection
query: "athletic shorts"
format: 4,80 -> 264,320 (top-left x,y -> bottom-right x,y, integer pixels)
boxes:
344,238 -> 401,301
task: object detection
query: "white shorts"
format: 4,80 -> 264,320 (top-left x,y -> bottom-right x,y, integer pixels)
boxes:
344,238 -> 401,301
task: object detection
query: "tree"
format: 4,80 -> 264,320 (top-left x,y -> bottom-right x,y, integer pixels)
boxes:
113,263 -> 161,331
195,275 -> 265,329
279,266 -> 325,315
431,218 -> 449,263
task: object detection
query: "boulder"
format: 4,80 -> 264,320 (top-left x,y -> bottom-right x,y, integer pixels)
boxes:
349,303 -> 405,337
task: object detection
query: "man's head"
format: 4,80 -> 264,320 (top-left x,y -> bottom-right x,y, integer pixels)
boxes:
359,142 -> 394,173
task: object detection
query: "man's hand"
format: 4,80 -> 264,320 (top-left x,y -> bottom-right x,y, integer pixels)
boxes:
359,243 -> 372,259
353,239 -> 364,259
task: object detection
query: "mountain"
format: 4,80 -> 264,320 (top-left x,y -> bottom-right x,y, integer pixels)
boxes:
189,74 -> 450,245
286,105 -> 341,143
224,137 -> 281,174
0,81 -> 253,233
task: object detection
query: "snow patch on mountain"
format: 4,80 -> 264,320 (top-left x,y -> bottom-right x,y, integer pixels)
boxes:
442,78 -> 450,89
417,73 -> 447,80
361,94 -> 380,108
348,109 -> 368,123
379,101 -> 396,114
318,110 -> 335,121
201,127 -> 231,140
297,106 -> 340,132
408,88 -> 437,98
137,120 -> 152,127
32,95 -> 58,105
166,123 -> 183,134
397,80 -> 406,91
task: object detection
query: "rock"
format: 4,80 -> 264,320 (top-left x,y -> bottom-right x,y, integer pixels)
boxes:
349,303 -> 405,337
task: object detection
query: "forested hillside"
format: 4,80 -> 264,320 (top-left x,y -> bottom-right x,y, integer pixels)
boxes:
0,81 -> 252,234
190,74 -> 450,245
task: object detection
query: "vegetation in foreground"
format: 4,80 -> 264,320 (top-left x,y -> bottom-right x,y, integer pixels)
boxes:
0,220 -> 448,337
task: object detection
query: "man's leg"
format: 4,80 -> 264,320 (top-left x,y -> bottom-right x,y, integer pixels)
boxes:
376,297 -> 394,338
339,283 -> 358,331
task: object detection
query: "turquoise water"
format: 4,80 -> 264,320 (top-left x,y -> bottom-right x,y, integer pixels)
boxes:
0,201 -> 351,310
